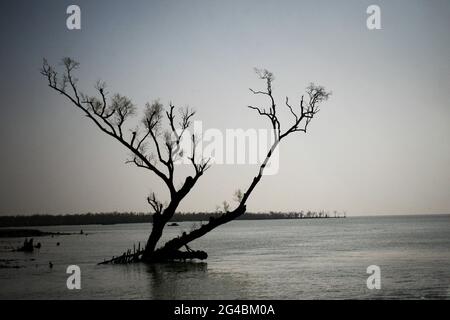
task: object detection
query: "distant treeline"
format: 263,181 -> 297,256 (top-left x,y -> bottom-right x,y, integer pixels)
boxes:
0,211 -> 346,228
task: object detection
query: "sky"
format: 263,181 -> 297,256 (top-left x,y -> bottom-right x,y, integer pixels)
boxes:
0,0 -> 449,216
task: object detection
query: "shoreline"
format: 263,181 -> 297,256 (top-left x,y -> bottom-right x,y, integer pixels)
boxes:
0,211 -> 347,228
0,228 -> 74,238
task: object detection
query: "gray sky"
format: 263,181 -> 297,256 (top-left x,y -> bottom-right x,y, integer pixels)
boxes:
0,0 -> 449,216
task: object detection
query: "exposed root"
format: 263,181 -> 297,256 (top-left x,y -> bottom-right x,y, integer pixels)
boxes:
98,243 -> 207,265
98,242 -> 144,265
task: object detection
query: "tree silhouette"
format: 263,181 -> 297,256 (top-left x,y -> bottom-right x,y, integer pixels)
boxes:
41,58 -> 330,263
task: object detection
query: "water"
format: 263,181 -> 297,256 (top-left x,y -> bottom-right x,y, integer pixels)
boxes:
0,215 -> 449,299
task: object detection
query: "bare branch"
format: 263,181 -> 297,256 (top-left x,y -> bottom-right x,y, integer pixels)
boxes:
142,100 -> 170,168
188,134 -> 211,176
285,96 -> 298,122
61,57 -> 81,104
248,68 -> 281,140
41,58 -> 174,194
147,192 -> 164,215
109,94 -> 135,138
280,84 -> 331,139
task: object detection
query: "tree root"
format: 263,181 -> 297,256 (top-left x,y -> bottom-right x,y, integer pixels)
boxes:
98,247 -> 143,265
98,244 -> 207,265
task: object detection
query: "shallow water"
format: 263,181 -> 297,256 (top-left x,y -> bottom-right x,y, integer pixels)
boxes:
0,215 -> 449,299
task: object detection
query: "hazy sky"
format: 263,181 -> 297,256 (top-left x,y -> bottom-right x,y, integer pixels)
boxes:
0,0 -> 449,216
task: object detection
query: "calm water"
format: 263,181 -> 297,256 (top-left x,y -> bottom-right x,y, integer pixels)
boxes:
0,215 -> 449,299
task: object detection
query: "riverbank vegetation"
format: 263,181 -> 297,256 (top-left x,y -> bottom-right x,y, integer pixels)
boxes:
0,211 -> 346,228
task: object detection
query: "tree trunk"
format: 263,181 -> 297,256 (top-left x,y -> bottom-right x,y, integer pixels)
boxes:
141,193 -> 185,260
143,218 -> 165,257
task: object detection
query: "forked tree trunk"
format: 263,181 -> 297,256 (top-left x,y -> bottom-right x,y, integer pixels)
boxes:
142,203 -> 177,260
142,146 -> 272,262
142,177 -> 196,261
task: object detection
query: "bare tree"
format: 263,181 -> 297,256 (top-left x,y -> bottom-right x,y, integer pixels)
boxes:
41,58 -> 330,263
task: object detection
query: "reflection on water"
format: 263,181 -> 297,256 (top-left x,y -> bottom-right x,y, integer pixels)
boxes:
147,262 -> 208,299
143,262 -> 255,299
0,215 -> 449,299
